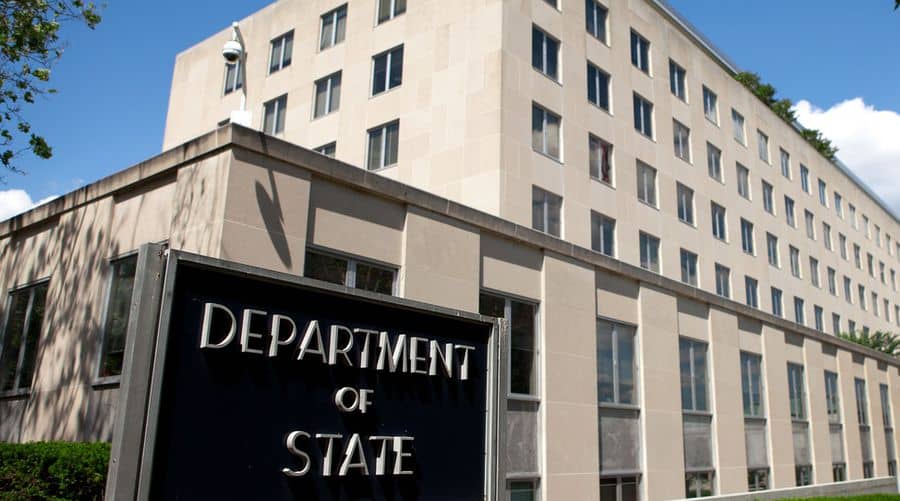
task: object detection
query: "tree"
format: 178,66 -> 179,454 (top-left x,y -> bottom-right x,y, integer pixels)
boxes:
0,0 -> 101,173
838,330 -> 900,358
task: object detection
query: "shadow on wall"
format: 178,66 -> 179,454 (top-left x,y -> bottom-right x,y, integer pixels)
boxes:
255,167 -> 292,269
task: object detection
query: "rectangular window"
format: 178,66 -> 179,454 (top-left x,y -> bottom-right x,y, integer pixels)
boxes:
844,277 -> 852,303
867,253 -> 875,277
880,383 -> 892,428
591,211 -> 616,257
702,86 -> 718,124
313,71 -> 342,118
856,378 -> 869,425
587,62 -> 611,111
670,59 -> 686,101
636,161 -> 657,207
319,5 -> 347,50
600,477 -> 640,501
834,192 -> 843,218
262,94 -> 287,135
854,244 -> 862,269
740,219 -> 754,255
809,257 -> 820,287
800,165 -> 810,193
863,215 -> 870,239
685,471 -> 714,499
736,163 -> 750,199
597,320 -> 637,404
818,179 -> 828,206
839,234 -> 848,260
825,371 -> 841,423
372,45 -> 404,95
779,148 -> 790,177
589,135 -> 613,184
377,0 -> 406,23
715,264 -> 730,298
849,204 -> 857,229
480,293 -> 538,396
771,288 -> 783,317
711,203 -> 727,241
741,352 -> 764,417
681,249 -> 699,286
732,109 -> 746,144
673,120 -> 691,162
823,223 -> 832,251
758,130 -> 769,163
795,465 -> 813,487
762,181 -> 774,214
785,196 -> 796,227
532,26 -> 560,80
639,232 -> 661,273
268,31 -> 294,74
532,186 -> 562,237
788,363 -> 806,420
748,469 -> 769,492
314,142 -> 336,157
677,183 -> 695,225
707,143 -> 722,182
366,120 -> 400,170
767,233 -> 779,267
630,30 -> 650,73
509,480 -> 538,501
745,276 -> 759,309
98,256 -> 138,379
585,0 -> 608,42
680,338 -> 708,411
789,246 -> 801,278
633,93 -> 653,138
814,306 -> 824,332
794,297 -> 805,325
0,282 -> 48,393
805,210 -> 816,240
827,267 -> 837,295
532,103 -> 561,159
223,60 -> 243,95
304,249 -> 396,295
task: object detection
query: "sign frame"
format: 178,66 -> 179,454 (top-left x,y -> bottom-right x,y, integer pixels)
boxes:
106,245 -> 504,500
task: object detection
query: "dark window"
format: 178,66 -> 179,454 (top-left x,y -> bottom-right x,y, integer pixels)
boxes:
585,0 -> 608,41
372,45 -> 404,95
480,293 -> 538,396
0,282 -> 49,393
367,121 -> 400,170
304,250 -> 394,295
269,31 -> 294,73
587,62 -> 610,110
320,5 -> 347,50
98,256 -> 138,379
263,94 -> 287,135
377,0 -> 406,23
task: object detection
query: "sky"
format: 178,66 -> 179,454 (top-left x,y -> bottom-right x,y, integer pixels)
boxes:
1,0 -> 899,220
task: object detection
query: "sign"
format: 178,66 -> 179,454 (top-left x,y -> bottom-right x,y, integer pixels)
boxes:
141,258 -> 497,500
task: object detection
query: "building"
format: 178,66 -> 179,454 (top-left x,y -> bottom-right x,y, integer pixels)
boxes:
1,0 -> 899,500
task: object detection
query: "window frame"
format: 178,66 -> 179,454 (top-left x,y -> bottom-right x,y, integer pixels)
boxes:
95,252 -> 139,385
591,211 -> 616,257
376,0 -> 406,24
366,120 -> 400,171
319,4 -> 348,50
262,94 -> 288,135
304,247 -> 398,296
677,182 -> 695,226
639,231 -> 661,273
312,71 -> 342,119
629,29 -> 650,74
480,291 -> 540,399
587,61 -> 611,111
532,102 -> 562,161
0,279 -> 50,396
589,134 -> 614,185
371,44 -> 404,96
268,30 -> 294,74
532,25 -> 561,81
532,185 -> 562,237
702,86 -> 718,125
585,0 -> 609,43
633,92 -> 654,139
669,59 -> 687,102
680,249 -> 699,287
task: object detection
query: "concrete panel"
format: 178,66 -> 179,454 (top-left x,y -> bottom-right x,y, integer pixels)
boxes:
481,233 -> 542,301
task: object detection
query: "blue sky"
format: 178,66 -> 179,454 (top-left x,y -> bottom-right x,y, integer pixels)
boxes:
2,0 -> 899,217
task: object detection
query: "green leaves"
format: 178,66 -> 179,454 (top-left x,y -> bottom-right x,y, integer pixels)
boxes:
734,71 -> 838,161
838,330 -> 900,357
0,0 -> 102,173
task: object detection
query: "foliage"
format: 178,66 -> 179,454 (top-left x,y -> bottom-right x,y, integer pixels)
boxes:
0,441 -> 109,501
0,0 -> 102,173
733,71 -> 838,161
838,330 -> 900,357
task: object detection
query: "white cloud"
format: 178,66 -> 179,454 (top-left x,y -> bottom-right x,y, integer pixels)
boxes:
793,98 -> 900,215
0,190 -> 57,222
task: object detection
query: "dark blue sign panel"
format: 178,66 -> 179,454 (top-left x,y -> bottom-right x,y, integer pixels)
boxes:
148,262 -> 493,500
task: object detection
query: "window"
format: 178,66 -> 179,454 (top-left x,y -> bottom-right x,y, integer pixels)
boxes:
585,0 -> 608,42
757,131 -> 770,163
740,219 -> 755,255
372,45 -> 403,95
863,215 -> 870,238
680,338 -> 708,411
377,0 -> 406,23
98,256 -> 137,379
833,464 -> 846,482
673,120 -> 691,162
818,179 -> 828,206
827,267 -> 837,295
633,93 -> 653,138
597,320 -> 637,404
789,246 -> 801,278
532,186 -> 562,237
843,277 -> 852,303
748,469 -> 769,492
745,276 -> 759,308
711,203 -> 727,241
785,196 -> 796,227
809,257 -> 820,287
779,148 -> 790,177
856,378 -> 869,425
677,183 -> 695,225
304,249 -> 395,295
736,163 -> 750,199
0,282 -> 48,393
314,142 -> 336,157
881,384 -> 893,428
849,204 -> 857,229
600,477 -> 640,501
532,103 -> 561,159
741,352 -> 764,417
872,292 -> 879,316
591,211 -> 616,257
366,120 -> 400,170
630,30 -> 650,73
589,135 -> 613,183
732,109 -> 746,144
715,264 -> 730,298
636,161 -> 657,207
876,225 -> 882,247
794,297 -> 805,325
313,71 -> 342,118
800,165 -> 810,193
480,293 -> 538,396
834,192 -> 843,218
223,60 -> 243,95
804,210 -> 816,240
823,223 -> 832,251
867,253 -> 875,277
685,471 -> 714,498
814,306 -> 824,332
848,319 -> 856,333
788,363 -> 806,420
587,62 -> 610,110
853,244 -> 862,269
681,249 -> 699,286
532,26 -> 559,80
702,86 -> 718,124
880,262 -> 886,284
670,59 -> 686,101
839,234 -> 848,260
509,480 -> 538,501
795,465 -> 813,487
639,232 -> 660,273
268,31 -> 293,74
262,94 -> 287,135
319,5 -> 347,50
766,233 -> 779,267
771,288 -> 783,317
707,143 -> 722,181
760,182 -> 774,214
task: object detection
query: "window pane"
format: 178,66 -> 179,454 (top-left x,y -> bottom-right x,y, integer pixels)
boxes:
304,251 -> 348,285
384,122 -> 399,166
545,112 -> 560,159
372,53 -> 387,94
389,47 -> 404,89
14,284 -> 48,391
617,325 -> 635,404
597,321 -> 614,402
510,301 -> 536,395
0,289 -> 32,391
354,262 -> 393,295
100,256 -> 137,378
532,106 -> 543,152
